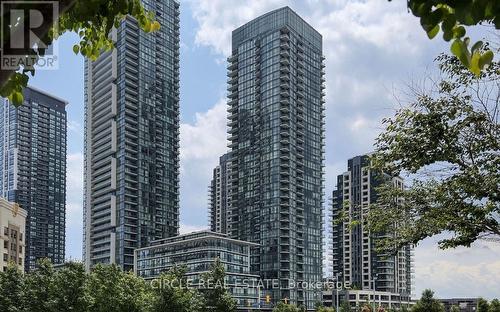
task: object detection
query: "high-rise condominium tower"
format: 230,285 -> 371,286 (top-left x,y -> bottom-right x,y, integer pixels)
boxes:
0,86 -> 67,271
209,153 -> 232,234
227,7 -> 325,309
331,155 -> 413,296
83,0 -> 180,271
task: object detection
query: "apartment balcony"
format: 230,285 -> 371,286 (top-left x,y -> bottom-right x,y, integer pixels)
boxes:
280,49 -> 290,58
280,40 -> 290,50
280,154 -> 290,161
280,80 -> 290,89
280,65 -> 290,74
280,89 -> 290,98
227,103 -> 238,113
297,46 -> 304,55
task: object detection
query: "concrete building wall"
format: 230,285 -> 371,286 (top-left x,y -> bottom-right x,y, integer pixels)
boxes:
0,197 -> 27,272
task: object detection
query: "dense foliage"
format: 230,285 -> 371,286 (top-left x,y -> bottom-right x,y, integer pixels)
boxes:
0,259 -> 235,312
273,302 -> 303,312
0,0 -> 159,105
369,52 -> 499,252
316,304 -> 336,312
397,0 -> 498,74
200,258 -> 238,312
411,289 -> 445,312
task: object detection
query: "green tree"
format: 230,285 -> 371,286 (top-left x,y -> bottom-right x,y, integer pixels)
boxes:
53,262 -> 91,312
0,0 -> 159,105
200,259 -> 237,312
273,302 -> 302,312
450,306 -> 460,312
316,305 -> 336,312
478,298 -> 491,312
87,264 -> 150,312
395,0 -> 497,74
340,301 -> 352,312
369,53 -> 500,253
411,289 -> 445,312
24,259 -> 58,312
490,299 -> 500,312
150,266 -> 203,312
0,263 -> 26,312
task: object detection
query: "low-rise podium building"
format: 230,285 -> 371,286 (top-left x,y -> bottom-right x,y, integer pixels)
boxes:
134,231 -> 261,310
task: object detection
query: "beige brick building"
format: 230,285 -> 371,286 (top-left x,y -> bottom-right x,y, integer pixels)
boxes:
0,197 -> 27,272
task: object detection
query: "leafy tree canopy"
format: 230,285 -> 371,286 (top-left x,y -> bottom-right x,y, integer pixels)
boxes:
273,302 -> 302,312
395,0 -> 498,74
339,302 -> 352,312
316,304 -> 336,312
369,52 -> 499,252
0,0 -> 159,106
151,265 -> 204,312
479,298 -> 491,312
411,289 -> 445,312
0,258 -> 239,312
490,299 -> 500,312
200,258 -> 237,312
450,305 -> 461,312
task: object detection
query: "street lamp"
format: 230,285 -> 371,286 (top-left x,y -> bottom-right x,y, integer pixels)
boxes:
334,272 -> 342,312
372,273 -> 379,312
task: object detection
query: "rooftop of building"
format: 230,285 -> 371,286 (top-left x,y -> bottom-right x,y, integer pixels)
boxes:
232,6 -> 322,51
0,197 -> 27,218
137,230 -> 259,250
25,85 -> 69,106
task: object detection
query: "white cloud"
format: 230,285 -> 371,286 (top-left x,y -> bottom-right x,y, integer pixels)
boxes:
414,238 -> 500,299
179,98 -> 228,225
180,98 -> 228,162
67,120 -> 83,137
65,153 -> 84,260
66,153 -> 83,225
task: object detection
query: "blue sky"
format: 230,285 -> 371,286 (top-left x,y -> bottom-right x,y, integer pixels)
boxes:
27,0 -> 499,300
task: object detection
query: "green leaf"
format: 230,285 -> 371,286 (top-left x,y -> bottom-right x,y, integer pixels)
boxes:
18,74 -> 29,87
450,39 -> 470,68
470,51 -> 481,76
427,24 -> 440,39
10,91 -> 24,107
443,30 -> 453,41
478,50 -> 494,69
470,40 -> 483,53
450,40 -> 462,57
452,25 -> 466,38
73,44 -> 80,54
151,21 -> 161,32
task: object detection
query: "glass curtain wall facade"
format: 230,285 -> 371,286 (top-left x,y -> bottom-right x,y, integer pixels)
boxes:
134,231 -> 260,310
227,7 -> 325,309
0,86 -> 67,271
209,153 -> 232,234
83,0 -> 180,271
331,155 -> 413,297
